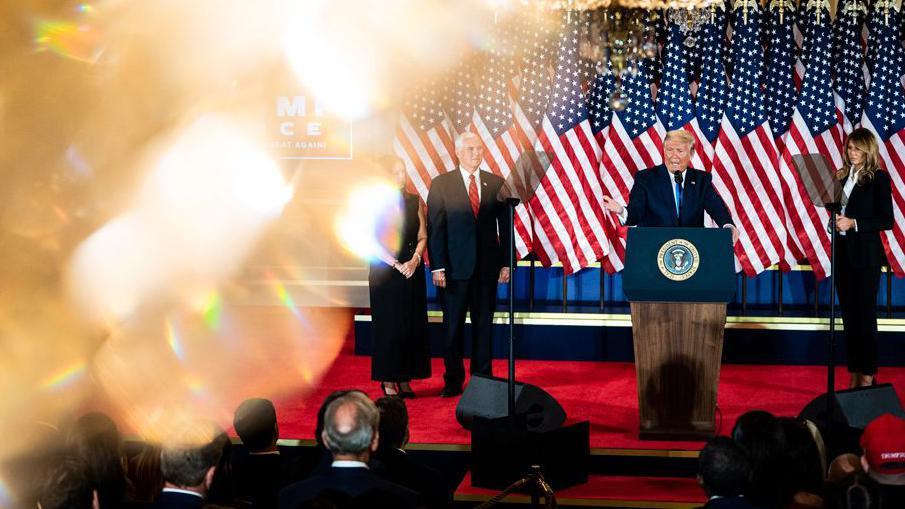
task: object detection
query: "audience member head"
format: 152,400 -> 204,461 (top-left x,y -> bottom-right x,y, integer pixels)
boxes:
731,410 -> 788,507
65,412 -> 126,508
732,410 -> 786,466
127,442 -> 163,502
234,398 -> 279,452
37,455 -> 98,509
321,392 -> 380,462
829,454 -> 865,484
859,413 -> 905,486
698,436 -> 751,498
315,390 -> 365,448
160,420 -> 228,496
376,397 -> 409,453
779,417 -> 826,494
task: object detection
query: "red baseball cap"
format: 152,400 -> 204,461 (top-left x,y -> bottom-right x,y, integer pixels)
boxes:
861,413 -> 905,475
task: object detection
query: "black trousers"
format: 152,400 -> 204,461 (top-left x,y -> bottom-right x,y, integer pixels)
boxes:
835,239 -> 882,375
441,276 -> 497,387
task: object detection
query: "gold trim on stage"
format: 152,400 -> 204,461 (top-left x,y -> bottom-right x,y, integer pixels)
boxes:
454,493 -> 700,508
355,312 -> 905,332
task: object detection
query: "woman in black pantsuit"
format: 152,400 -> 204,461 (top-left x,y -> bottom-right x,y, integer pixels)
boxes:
369,156 -> 430,398
833,128 -> 894,388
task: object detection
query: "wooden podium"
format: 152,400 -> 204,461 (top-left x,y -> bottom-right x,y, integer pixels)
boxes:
623,228 -> 736,440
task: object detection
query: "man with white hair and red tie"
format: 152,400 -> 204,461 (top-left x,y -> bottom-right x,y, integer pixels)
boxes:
426,131 -> 512,398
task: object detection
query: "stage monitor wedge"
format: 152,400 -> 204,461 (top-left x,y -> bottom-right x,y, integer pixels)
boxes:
455,374 -> 566,433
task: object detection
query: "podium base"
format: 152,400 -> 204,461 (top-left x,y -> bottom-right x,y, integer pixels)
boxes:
639,424 -> 715,442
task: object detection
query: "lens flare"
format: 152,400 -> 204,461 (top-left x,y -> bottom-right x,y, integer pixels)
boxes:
271,276 -> 301,319
201,292 -> 223,330
0,476 -> 11,509
40,362 -> 86,391
67,116 -> 292,323
165,317 -> 185,362
335,180 -> 403,266
33,18 -> 104,64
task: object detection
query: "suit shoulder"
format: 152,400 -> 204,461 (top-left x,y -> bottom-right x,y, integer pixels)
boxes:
481,170 -> 504,184
431,171 -> 457,185
690,168 -> 712,182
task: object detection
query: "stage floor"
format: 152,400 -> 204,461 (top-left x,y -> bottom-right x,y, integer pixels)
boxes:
272,347 -> 905,450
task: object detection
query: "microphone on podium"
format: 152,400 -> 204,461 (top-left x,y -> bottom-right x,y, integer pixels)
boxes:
673,171 -> 683,186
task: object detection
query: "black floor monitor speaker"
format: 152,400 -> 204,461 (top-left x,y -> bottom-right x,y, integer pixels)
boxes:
799,384 -> 905,457
455,374 -> 566,433
471,415 -> 590,490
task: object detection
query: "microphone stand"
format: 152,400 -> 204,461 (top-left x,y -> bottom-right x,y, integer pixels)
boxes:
825,203 -> 841,418
505,197 -> 520,419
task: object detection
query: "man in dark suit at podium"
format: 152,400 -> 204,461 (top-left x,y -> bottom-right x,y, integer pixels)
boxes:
602,130 -> 738,244
427,131 -> 512,397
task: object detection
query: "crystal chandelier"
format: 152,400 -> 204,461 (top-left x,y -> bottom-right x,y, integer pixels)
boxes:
524,0 -> 723,110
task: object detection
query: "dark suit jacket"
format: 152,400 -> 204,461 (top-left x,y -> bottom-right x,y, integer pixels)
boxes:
625,165 -> 733,228
427,169 -> 512,281
149,491 -> 204,509
698,496 -> 763,509
277,466 -> 417,509
229,450 -> 305,509
374,448 -> 451,509
839,170 -> 894,268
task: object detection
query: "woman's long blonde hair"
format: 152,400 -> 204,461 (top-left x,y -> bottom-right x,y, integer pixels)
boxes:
838,128 -> 880,184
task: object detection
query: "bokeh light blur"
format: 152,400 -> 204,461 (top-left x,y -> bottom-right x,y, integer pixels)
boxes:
335,180 -> 404,266
0,0 -> 527,504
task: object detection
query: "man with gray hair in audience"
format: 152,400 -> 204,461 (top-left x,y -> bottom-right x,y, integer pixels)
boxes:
278,391 -> 418,509
152,420 -> 228,509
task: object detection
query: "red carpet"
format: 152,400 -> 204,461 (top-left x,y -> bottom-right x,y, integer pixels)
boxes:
455,472 -> 706,507
272,348 -> 905,450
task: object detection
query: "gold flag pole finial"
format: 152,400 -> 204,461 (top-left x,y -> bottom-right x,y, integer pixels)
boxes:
841,0 -> 867,25
804,0 -> 830,25
769,0 -> 795,25
875,0 -> 901,25
733,0 -> 757,25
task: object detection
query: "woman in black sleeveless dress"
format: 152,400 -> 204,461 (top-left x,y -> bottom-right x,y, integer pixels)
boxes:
369,156 -> 430,397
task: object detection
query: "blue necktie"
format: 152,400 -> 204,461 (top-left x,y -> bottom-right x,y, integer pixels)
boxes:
674,180 -> 683,218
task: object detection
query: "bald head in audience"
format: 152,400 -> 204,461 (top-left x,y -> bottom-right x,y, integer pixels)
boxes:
320,392 -> 380,463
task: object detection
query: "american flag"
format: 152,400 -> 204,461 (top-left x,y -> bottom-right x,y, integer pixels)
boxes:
764,5 -> 799,146
449,57 -> 479,134
793,5 -> 826,86
694,13 -> 729,149
509,15 -> 563,265
472,21 -> 534,259
394,80 -> 457,201
777,16 -> 843,280
531,13 -> 609,274
588,67 -> 626,273
657,22 -> 709,170
711,4 -> 791,276
598,58 -> 664,273
861,17 -> 905,276
833,0 -> 867,132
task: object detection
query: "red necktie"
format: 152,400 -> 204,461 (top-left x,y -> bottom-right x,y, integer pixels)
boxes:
468,174 -> 479,218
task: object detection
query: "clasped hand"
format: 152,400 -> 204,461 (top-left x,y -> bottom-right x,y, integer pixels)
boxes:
835,214 -> 855,233
394,258 -> 418,279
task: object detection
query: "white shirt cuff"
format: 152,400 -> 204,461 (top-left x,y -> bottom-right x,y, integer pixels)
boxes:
431,269 -> 445,274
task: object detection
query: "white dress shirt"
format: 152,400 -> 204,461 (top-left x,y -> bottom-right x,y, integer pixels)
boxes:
460,167 -> 482,200
840,167 -> 860,235
332,460 -> 369,469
